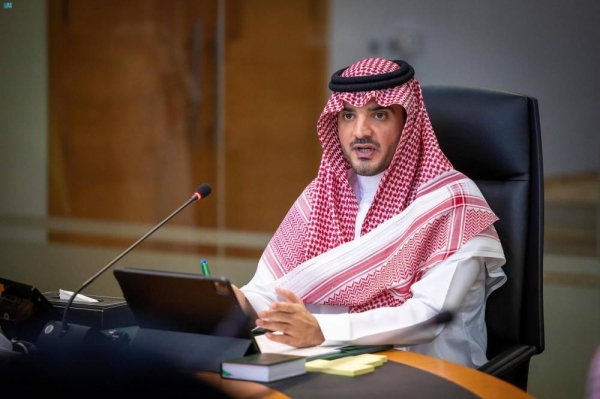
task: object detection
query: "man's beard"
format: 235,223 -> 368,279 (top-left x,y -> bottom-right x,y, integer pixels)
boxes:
344,138 -> 386,176
351,160 -> 386,176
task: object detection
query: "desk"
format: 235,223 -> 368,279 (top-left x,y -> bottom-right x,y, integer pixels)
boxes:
199,350 -> 533,399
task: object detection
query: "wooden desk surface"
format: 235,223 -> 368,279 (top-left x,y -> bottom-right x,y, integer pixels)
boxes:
198,350 -> 534,399
384,351 -> 533,399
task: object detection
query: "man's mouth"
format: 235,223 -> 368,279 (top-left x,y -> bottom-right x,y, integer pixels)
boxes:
352,144 -> 378,158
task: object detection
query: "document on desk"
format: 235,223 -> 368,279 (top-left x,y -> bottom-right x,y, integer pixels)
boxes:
254,334 -> 342,359
59,289 -> 98,303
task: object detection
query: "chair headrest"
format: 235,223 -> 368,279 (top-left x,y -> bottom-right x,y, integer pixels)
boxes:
422,86 -> 532,180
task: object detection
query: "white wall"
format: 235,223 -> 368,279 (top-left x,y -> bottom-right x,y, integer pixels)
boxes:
330,3 -> 600,398
0,0 -> 47,241
330,0 -> 600,177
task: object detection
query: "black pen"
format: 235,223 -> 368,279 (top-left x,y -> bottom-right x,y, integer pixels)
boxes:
308,344 -> 393,361
251,326 -> 275,336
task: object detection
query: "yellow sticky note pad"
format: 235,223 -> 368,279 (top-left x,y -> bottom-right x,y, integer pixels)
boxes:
305,354 -> 387,377
354,353 -> 387,366
323,363 -> 374,376
305,359 -> 332,372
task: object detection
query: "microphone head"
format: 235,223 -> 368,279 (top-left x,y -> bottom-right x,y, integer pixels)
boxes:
196,184 -> 212,200
434,310 -> 454,325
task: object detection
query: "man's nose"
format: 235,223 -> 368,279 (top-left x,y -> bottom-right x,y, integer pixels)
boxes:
353,116 -> 372,138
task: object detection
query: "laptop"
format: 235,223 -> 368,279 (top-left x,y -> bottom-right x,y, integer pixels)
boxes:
113,267 -> 258,371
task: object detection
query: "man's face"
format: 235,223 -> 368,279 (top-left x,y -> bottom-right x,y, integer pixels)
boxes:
337,98 -> 405,176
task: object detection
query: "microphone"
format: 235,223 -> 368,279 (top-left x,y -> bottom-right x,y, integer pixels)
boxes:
432,310 -> 454,326
38,184 -> 212,348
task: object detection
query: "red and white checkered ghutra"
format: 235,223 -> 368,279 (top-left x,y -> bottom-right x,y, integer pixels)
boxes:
259,58 -> 500,313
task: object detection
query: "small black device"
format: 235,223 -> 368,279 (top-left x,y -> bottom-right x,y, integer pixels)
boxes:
43,292 -> 135,331
0,277 -> 56,342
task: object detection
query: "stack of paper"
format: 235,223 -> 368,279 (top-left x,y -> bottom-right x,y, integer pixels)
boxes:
305,353 -> 387,377
254,334 -> 341,358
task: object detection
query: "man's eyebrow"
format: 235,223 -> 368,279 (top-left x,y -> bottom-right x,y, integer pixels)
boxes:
340,105 -> 395,112
368,105 -> 394,112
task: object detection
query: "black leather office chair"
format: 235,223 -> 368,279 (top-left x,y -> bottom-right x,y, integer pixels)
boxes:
422,86 -> 545,391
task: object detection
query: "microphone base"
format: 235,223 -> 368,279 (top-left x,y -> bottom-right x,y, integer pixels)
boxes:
35,320 -> 107,354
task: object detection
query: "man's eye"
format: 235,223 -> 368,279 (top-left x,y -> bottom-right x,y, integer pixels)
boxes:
342,113 -> 354,120
374,112 -> 386,120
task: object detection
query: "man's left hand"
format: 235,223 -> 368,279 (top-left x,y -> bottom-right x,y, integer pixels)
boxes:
256,287 -> 325,348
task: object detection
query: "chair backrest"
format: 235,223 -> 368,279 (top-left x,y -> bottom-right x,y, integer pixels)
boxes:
421,86 -> 545,359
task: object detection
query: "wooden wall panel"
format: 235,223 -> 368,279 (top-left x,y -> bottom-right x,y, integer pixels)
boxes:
49,0 -> 218,229
48,0 -> 328,253
224,0 -> 327,232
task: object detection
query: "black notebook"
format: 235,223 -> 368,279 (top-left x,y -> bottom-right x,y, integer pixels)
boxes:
221,353 -> 306,383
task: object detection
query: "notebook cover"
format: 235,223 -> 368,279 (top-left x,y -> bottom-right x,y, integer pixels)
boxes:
224,353 -> 304,366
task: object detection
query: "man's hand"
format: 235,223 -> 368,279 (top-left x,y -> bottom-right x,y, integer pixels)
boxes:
256,287 -> 325,348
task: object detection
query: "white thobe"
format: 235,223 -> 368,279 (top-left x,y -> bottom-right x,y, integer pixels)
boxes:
242,171 -> 506,368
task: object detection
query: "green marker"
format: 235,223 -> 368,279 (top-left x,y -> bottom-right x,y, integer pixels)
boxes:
201,259 -> 211,276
